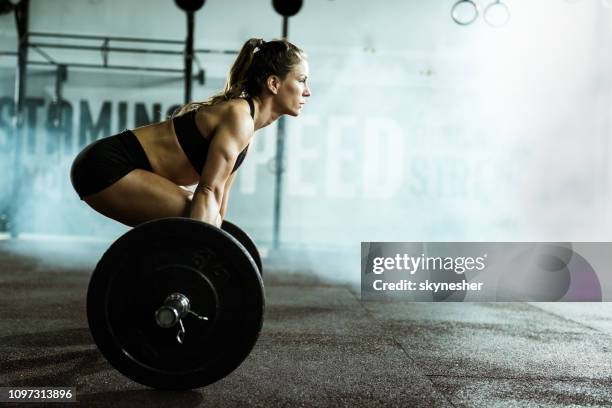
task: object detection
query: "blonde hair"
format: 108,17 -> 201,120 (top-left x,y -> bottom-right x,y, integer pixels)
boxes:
174,38 -> 305,116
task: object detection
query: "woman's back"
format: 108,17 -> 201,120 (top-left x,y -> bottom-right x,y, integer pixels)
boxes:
132,98 -> 253,186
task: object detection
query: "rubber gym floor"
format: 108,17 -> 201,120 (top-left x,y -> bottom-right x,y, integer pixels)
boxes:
1,238 -> 612,407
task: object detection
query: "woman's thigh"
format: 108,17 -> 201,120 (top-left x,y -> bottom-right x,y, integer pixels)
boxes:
84,169 -> 193,227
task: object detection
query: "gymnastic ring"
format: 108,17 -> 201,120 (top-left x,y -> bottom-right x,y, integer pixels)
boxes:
484,0 -> 510,27
451,0 -> 479,26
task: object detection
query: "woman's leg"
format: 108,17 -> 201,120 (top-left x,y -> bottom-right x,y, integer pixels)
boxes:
83,169 -> 193,227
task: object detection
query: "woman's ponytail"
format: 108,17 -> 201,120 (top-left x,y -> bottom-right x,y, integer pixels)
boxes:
173,38 -> 264,116
222,38 -> 265,100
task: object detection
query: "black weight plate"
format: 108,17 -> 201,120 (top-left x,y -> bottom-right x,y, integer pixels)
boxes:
87,217 -> 264,390
221,220 -> 263,275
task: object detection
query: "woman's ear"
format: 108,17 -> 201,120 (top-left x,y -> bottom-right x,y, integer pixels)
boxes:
266,75 -> 281,95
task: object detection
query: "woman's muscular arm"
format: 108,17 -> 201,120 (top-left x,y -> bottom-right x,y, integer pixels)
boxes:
219,171 -> 237,220
190,106 -> 252,227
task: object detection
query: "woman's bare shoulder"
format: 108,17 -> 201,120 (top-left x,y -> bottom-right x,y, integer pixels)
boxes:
195,99 -> 253,138
224,98 -> 252,116
218,99 -> 254,129
197,99 -> 251,119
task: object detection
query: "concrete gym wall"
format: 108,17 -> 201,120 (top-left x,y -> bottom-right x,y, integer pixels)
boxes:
1,1 -> 611,266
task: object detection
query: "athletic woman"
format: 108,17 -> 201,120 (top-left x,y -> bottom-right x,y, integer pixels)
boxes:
70,38 -> 310,228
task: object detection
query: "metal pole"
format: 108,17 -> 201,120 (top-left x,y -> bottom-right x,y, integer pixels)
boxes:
29,31 -> 186,44
28,60 -> 186,74
28,42 -> 186,55
8,0 -> 30,238
28,31 -> 238,54
184,11 -> 195,104
272,16 -> 289,249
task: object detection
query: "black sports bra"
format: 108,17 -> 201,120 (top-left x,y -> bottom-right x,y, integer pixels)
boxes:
173,98 -> 254,174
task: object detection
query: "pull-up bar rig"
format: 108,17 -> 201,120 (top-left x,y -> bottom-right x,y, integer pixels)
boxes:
3,31 -> 238,79
2,0 -> 236,237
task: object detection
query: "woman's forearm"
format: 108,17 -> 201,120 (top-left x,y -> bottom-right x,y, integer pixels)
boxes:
190,189 -> 222,227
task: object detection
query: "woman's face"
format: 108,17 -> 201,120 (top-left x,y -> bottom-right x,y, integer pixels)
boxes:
275,59 -> 311,116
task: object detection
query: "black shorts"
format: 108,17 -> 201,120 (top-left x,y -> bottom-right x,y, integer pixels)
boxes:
70,130 -> 153,199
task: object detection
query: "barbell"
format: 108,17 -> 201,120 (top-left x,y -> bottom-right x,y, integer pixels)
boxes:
221,220 -> 263,275
87,218 -> 264,390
